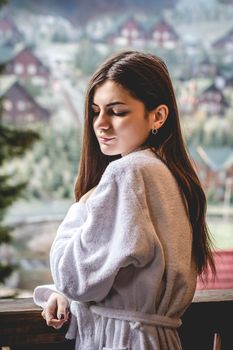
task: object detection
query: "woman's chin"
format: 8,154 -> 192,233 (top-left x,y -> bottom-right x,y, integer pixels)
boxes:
99,146 -> 120,156
101,150 -> 118,156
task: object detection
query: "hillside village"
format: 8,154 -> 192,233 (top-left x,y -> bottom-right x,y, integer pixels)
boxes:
0,2 -> 233,205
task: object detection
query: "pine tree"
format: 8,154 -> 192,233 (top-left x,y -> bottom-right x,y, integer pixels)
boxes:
0,0 -> 40,284
0,123 -> 40,281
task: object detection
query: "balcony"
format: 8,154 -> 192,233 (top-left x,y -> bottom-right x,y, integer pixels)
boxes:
0,289 -> 232,350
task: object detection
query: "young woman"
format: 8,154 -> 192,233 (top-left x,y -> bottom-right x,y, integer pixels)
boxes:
33,50 -> 215,350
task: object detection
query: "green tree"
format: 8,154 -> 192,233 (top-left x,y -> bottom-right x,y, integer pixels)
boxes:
0,124 -> 40,284
25,126 -> 81,200
0,0 -> 40,283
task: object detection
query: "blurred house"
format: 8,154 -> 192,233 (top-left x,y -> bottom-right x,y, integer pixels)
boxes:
191,146 -> 233,202
0,77 -> 50,124
146,19 -> 180,49
4,46 -> 50,86
0,16 -> 24,46
197,83 -> 229,116
106,17 -> 146,47
193,58 -> 218,79
105,17 -> 180,49
212,27 -> 233,52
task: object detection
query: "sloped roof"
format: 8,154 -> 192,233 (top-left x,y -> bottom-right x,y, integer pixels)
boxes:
204,84 -> 223,94
197,146 -> 233,171
212,27 -> 233,48
226,75 -> 233,87
197,250 -> 233,290
188,145 -> 207,168
0,77 -> 50,117
148,18 -> 179,40
0,16 -> 24,39
7,46 -> 50,72
198,83 -> 229,107
0,43 -> 26,64
103,14 -> 148,41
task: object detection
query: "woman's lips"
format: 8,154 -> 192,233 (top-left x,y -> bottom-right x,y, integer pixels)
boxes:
98,136 -> 115,144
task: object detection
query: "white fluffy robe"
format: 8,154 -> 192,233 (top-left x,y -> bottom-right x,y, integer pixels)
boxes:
33,149 -> 197,350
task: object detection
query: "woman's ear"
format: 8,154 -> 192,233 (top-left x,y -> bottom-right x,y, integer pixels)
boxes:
150,104 -> 169,130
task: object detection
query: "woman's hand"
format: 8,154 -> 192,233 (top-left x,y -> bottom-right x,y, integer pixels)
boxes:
41,292 -> 70,329
79,186 -> 97,203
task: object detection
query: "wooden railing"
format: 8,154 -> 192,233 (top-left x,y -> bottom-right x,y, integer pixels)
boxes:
0,290 -> 232,350
0,298 -> 75,350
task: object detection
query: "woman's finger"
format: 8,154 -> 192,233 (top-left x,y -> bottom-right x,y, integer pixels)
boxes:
56,299 -> 69,322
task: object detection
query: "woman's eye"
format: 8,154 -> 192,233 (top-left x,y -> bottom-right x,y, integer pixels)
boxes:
91,109 -> 128,118
112,110 -> 128,116
92,111 -> 99,117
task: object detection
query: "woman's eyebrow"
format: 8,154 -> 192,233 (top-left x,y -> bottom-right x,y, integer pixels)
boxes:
92,101 -> 127,107
106,101 -> 126,107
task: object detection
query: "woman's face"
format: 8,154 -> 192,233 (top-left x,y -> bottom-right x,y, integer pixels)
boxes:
92,80 -> 153,156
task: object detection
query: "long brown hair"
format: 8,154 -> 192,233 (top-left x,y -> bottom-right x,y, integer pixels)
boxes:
75,50 -> 215,277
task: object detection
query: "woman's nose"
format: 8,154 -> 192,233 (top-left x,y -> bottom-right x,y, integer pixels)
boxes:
94,112 -> 111,130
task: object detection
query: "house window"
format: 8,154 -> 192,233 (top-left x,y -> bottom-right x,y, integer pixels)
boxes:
3,99 -> 13,111
162,31 -> 170,40
14,63 -> 24,74
17,100 -> 26,111
122,28 -> 130,37
153,31 -> 161,40
27,64 -> 37,75
27,113 -> 35,122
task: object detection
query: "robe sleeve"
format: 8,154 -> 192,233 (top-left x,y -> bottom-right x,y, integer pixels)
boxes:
50,164 -> 156,302
33,284 -> 60,309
